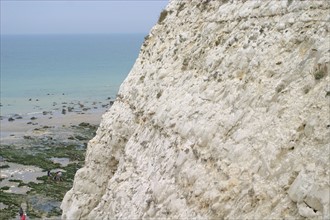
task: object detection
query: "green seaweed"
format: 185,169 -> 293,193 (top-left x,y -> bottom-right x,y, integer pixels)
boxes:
0,191 -> 25,219
0,164 -> 10,169
1,186 -> 10,190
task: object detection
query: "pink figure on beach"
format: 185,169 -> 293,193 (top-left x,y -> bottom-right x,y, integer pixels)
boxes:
21,213 -> 26,220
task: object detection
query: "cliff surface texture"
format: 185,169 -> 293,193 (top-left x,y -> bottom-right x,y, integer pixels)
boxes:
61,0 -> 330,219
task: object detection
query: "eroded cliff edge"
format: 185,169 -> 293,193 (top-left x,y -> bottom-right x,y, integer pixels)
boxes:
61,0 -> 330,219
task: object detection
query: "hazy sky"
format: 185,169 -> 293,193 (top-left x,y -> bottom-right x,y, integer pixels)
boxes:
0,0 -> 169,35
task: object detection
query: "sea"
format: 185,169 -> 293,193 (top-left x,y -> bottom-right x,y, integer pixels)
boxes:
0,33 -> 145,117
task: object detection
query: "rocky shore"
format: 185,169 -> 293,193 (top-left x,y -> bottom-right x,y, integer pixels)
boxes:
0,100 -> 107,219
1,96 -> 114,137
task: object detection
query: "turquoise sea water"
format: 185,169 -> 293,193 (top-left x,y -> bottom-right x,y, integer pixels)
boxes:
0,34 -> 145,116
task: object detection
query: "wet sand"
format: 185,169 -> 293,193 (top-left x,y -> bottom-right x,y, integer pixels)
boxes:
0,162 -> 44,194
0,95 -> 114,139
0,109 -> 105,141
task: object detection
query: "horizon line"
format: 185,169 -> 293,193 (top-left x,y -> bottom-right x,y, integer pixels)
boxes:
0,32 -> 149,36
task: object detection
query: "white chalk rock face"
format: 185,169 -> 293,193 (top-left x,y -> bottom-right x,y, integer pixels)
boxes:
61,0 -> 330,219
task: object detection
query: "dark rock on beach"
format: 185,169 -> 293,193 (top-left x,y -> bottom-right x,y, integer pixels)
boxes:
78,122 -> 90,127
8,117 -> 15,122
67,135 -> 88,141
31,117 -> 37,120
75,135 -> 88,141
68,136 -> 75,140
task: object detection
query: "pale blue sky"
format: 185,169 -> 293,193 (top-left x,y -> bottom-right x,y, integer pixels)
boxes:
0,0 -> 169,35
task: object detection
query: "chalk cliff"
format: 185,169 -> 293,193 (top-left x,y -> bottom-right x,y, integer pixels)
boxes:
61,0 -> 330,219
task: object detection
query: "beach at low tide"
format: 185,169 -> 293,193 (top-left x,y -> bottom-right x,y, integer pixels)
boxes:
0,96 -> 112,219
0,99 -> 109,139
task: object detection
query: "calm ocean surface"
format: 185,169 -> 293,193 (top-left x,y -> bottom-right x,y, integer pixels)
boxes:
0,34 -> 145,116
